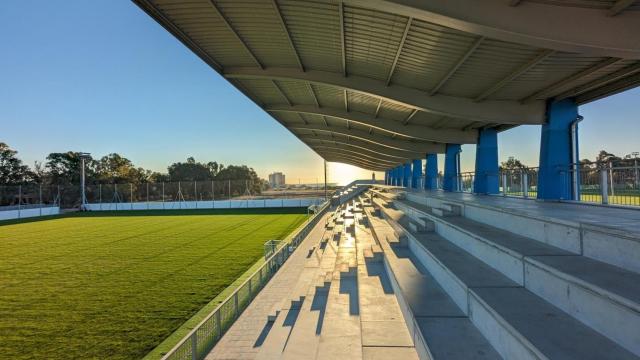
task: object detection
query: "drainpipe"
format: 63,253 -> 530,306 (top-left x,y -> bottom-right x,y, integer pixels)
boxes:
570,115 -> 583,201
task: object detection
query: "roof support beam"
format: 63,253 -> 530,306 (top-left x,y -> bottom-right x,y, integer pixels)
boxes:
301,135 -> 424,159
555,62 -> 640,100
311,145 -> 402,164
609,0 -> 636,16
339,1 -> 347,77
374,99 -> 383,118
207,0 -> 263,69
271,0 -> 304,71
266,104 -> 478,143
509,0 -> 522,6
307,83 -> 320,107
132,0 -> 223,71
321,153 -> 393,170
342,0 -> 640,59
576,71 -> 640,104
289,124 -> 445,153
224,67 -> 546,124
521,57 -> 623,103
386,18 -> 412,86
430,36 -> 484,96
475,49 -> 554,101
402,109 -> 419,126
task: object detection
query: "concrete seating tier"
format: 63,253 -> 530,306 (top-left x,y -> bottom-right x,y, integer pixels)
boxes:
254,199 -> 418,359
369,189 -> 640,359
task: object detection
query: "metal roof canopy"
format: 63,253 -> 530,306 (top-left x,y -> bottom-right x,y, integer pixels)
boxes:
134,0 -> 640,170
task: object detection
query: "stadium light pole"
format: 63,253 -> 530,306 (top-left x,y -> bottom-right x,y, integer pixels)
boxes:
324,160 -> 327,201
79,152 -> 91,211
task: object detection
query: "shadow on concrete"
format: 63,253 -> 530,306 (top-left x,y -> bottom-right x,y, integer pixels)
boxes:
339,271 -> 360,315
311,286 -> 330,334
365,260 -> 394,294
253,321 -> 274,347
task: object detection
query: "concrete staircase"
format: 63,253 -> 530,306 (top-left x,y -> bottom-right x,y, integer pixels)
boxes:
368,188 -> 640,359
254,199 -> 419,359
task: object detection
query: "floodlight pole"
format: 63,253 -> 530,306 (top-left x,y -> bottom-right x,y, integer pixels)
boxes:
79,152 -> 91,211
324,160 -> 327,200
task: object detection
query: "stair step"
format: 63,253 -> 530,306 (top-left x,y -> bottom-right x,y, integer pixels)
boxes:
399,198 -> 640,356
471,287 -> 638,360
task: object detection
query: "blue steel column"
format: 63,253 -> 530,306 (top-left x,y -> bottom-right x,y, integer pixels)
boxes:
393,166 -> 398,186
538,99 -> 579,200
443,144 -> 461,192
403,163 -> 411,187
385,170 -> 390,185
425,154 -> 438,190
411,159 -> 422,189
474,128 -> 499,194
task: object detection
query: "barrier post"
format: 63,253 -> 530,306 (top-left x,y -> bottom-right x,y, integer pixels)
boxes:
523,171 -> 529,198
601,168 -> 609,204
39,184 -> 42,216
18,185 -> 22,219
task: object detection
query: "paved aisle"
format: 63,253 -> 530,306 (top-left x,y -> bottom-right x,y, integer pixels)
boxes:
206,213 -> 331,360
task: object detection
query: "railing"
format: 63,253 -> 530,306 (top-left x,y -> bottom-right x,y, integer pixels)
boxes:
161,200 -> 330,360
406,163 -> 638,207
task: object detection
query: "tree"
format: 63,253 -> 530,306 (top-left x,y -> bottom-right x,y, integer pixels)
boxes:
168,157 -> 214,181
95,153 -> 147,184
0,142 -> 34,184
499,157 -> 527,171
45,152 -> 95,184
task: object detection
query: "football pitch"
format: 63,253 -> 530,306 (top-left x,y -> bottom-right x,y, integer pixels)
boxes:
0,208 -> 308,359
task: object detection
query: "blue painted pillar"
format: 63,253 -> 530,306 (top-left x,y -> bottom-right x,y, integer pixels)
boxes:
394,166 -> 400,186
391,167 -> 395,186
443,144 -> 461,192
411,159 -> 422,189
403,163 -> 411,187
473,128 -> 500,194
538,99 -> 580,200
425,154 -> 438,190
385,170 -> 390,185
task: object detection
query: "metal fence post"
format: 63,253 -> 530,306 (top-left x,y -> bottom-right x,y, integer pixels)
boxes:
146,183 -> 149,210
523,171 -> 529,198
601,167 -> 609,205
162,182 -> 165,210
216,311 -> 222,340
234,292 -> 239,318
191,333 -> 198,360
39,184 -> 42,216
18,185 -> 21,219
130,183 -> 133,210
99,184 -> 102,211
502,173 -> 507,196
195,181 -> 198,208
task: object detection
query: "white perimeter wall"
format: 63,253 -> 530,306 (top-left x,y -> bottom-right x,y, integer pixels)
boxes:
0,207 -> 60,221
84,198 -> 324,211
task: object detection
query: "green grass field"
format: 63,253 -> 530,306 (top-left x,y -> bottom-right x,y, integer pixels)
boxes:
0,209 -> 308,360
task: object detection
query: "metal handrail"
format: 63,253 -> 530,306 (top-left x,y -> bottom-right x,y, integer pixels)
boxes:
160,200 -> 330,360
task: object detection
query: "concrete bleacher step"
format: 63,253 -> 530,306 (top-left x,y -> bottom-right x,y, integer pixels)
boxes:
364,207 -> 500,359
363,244 -> 383,263
394,198 -> 640,356
314,235 -> 363,360
256,297 -> 305,360
406,191 -> 640,274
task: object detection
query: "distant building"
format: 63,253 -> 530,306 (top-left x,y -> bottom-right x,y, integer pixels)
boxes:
269,172 -> 286,188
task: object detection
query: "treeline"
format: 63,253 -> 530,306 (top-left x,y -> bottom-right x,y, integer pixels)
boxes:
0,142 -> 266,190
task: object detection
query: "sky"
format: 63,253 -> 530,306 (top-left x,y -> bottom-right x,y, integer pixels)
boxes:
1,1 -> 638,185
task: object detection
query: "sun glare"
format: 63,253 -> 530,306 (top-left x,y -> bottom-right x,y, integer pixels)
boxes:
327,162 -> 381,185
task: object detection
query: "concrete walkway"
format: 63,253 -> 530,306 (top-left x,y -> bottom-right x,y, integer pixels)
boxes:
206,213 -> 331,360
406,189 -> 640,236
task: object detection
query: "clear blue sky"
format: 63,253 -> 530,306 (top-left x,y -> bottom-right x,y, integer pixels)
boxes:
1,1 -> 638,183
